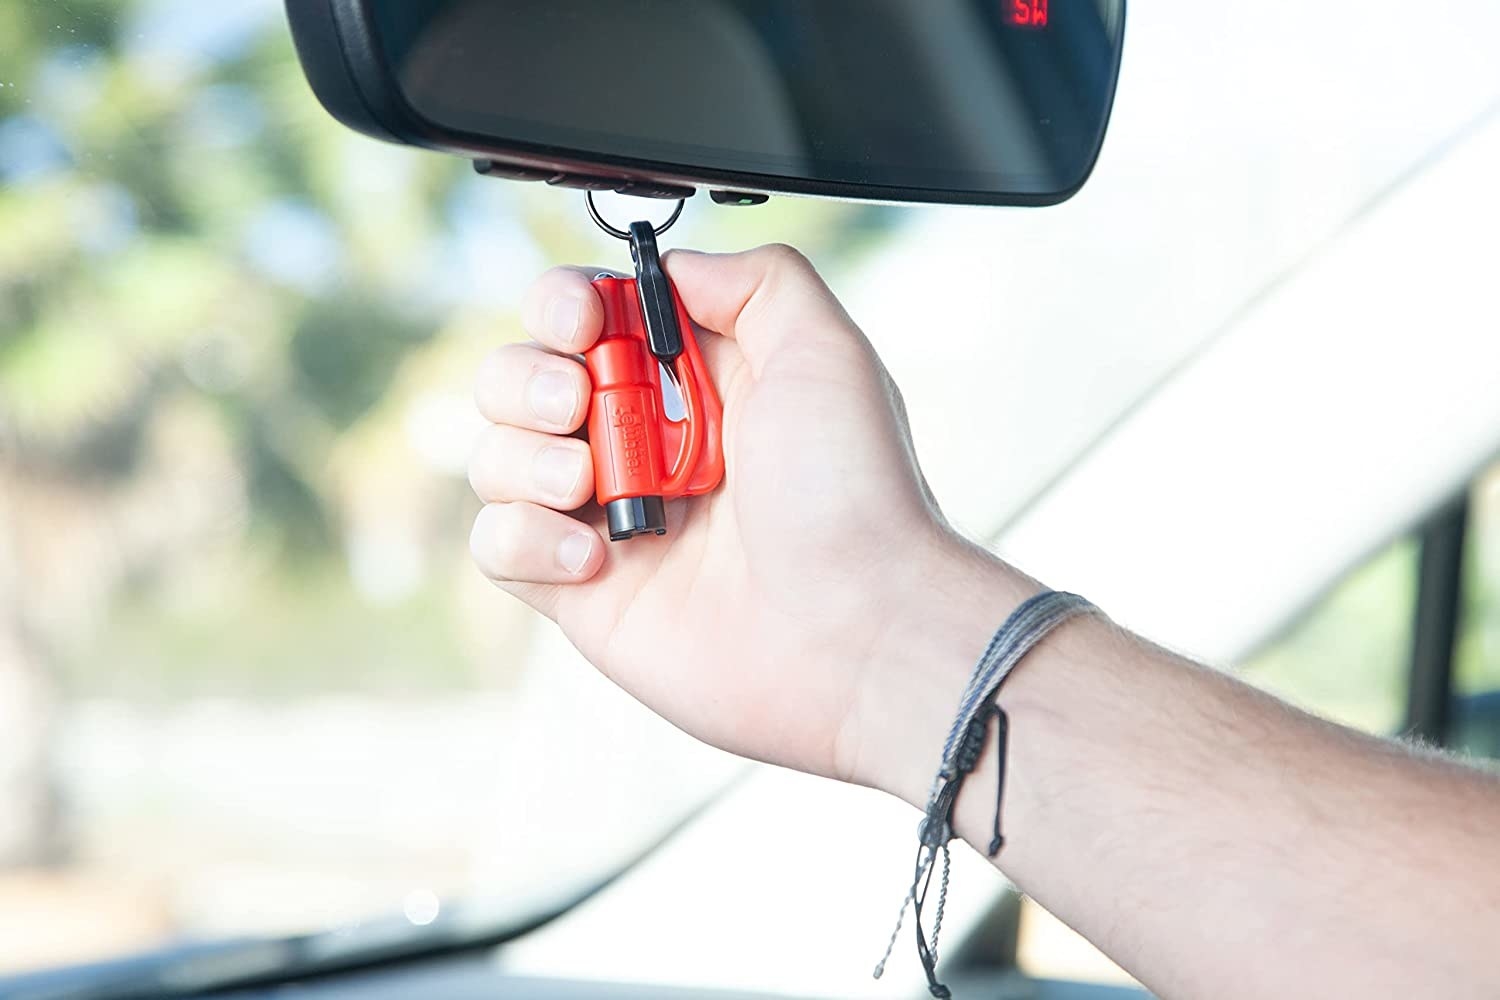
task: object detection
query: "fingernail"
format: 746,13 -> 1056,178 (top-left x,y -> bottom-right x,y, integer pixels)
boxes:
557,532 -> 593,575
526,369 -> 577,427
545,295 -> 584,347
534,445 -> 585,502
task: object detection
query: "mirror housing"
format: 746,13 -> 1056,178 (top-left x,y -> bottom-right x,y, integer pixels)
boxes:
286,0 -> 1125,206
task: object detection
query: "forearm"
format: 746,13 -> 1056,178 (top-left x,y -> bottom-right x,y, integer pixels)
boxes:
493,250 -> 1499,996
848,543 -> 1500,999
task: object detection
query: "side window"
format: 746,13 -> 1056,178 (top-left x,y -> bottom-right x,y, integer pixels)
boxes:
1239,539 -> 1417,734
1240,461 -> 1500,760
1455,465 -> 1500,759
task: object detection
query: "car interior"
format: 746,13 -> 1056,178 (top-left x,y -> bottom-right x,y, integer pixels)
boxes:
1,2 -> 1498,998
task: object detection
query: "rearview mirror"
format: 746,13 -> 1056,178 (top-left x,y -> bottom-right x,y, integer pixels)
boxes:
286,0 -> 1125,206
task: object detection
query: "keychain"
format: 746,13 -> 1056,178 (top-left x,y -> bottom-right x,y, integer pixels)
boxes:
582,194 -> 724,541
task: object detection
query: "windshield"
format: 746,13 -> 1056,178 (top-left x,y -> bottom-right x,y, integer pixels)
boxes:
4,0 -> 1500,992
0,0 -> 878,978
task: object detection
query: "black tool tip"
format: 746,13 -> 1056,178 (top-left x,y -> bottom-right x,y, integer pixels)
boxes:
606,496 -> 668,541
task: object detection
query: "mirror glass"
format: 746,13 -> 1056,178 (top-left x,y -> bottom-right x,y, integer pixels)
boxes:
369,0 -> 1126,201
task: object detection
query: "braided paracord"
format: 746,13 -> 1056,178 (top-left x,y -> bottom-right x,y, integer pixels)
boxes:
872,590 -> 1099,998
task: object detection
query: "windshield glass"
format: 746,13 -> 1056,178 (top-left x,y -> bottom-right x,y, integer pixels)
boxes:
4,0 -> 1500,988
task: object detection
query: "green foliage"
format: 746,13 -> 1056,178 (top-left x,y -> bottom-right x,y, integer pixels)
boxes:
289,291 -> 432,429
1241,539 -> 1418,733
1243,474 -> 1500,738
1,0 -> 884,696
1456,475 -> 1500,697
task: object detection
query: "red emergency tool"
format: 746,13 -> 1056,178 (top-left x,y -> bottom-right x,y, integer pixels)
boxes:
582,221 -> 723,541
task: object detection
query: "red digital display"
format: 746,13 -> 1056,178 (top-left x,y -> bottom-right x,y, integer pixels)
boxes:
1005,0 -> 1049,28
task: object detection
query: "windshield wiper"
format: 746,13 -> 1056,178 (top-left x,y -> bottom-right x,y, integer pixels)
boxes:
2,886 -> 578,1000
0,776 -> 740,1000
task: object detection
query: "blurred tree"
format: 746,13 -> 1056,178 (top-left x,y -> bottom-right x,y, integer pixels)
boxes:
0,0 -> 882,867
0,0 -> 468,864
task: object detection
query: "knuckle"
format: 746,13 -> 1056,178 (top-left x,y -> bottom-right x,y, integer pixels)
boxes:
472,424 -> 543,502
466,424 -> 506,497
491,341 -> 537,367
757,242 -> 813,275
469,506 -> 501,578
527,268 -> 595,319
483,506 -> 530,581
474,345 -> 526,415
475,344 -> 552,421
473,349 -> 507,408
525,269 -> 565,307
542,264 -> 591,287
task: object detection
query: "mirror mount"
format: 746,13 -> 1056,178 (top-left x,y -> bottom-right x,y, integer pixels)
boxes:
474,158 -> 764,207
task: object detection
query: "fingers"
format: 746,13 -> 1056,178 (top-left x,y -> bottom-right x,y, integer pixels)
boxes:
469,424 -> 594,509
474,343 -> 590,434
480,265 -> 618,431
470,502 -> 605,585
515,247 -> 858,383
662,244 -> 862,374
520,266 -> 610,354
515,247 -> 859,379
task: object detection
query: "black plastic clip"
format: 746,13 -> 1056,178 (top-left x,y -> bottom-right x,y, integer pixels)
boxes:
628,221 -> 683,363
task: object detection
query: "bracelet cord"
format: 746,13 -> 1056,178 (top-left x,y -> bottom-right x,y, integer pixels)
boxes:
872,590 -> 1099,999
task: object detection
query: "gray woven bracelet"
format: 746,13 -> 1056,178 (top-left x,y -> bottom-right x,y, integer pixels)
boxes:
872,590 -> 1099,999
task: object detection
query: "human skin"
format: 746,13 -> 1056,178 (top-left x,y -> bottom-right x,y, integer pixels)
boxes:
468,245 -> 1500,999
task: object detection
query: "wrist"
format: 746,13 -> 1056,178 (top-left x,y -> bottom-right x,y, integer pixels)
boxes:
835,533 -> 1041,807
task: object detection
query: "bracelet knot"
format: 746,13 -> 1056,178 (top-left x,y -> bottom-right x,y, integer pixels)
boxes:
872,590 -> 1100,998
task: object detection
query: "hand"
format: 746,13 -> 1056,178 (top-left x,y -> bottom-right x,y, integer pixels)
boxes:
481,244 -> 1500,999
468,246 -> 1033,793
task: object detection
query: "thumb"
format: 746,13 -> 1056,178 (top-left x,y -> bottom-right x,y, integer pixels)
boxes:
663,244 -> 864,376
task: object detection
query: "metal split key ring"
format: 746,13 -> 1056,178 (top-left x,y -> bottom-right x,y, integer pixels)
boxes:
585,190 -> 686,241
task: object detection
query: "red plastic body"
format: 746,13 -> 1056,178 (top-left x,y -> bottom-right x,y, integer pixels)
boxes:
583,276 -> 724,508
